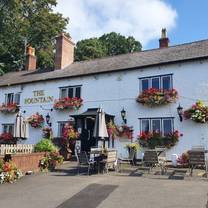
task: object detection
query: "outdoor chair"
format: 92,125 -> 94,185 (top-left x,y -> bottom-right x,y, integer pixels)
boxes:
189,150 -> 205,176
142,150 -> 159,173
117,149 -> 136,172
102,149 -> 117,173
76,151 -> 96,175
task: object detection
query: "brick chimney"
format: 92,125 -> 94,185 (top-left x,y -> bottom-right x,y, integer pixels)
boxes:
159,28 -> 169,48
25,46 -> 36,71
55,33 -> 75,70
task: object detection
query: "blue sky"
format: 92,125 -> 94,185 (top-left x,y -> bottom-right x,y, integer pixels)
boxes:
56,0 -> 208,50
148,0 -> 208,49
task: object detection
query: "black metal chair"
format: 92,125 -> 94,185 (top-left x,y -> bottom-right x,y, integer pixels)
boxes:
76,151 -> 96,175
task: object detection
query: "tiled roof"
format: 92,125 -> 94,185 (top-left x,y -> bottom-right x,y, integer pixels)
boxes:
1,39 -> 208,87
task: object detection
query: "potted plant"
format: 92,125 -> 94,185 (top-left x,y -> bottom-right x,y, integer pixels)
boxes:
39,151 -> 64,171
126,142 -> 140,164
53,97 -> 83,111
61,123 -> 79,160
28,113 -> 44,128
136,88 -> 178,107
183,101 -> 208,123
42,127 -> 53,139
0,103 -> 19,114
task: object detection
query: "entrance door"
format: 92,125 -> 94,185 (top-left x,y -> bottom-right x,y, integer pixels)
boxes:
80,117 -> 96,152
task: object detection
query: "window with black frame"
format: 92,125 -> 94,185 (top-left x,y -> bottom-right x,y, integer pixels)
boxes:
140,74 -> 173,92
5,93 -> 21,105
2,124 -> 14,134
59,86 -> 81,99
140,117 -> 174,135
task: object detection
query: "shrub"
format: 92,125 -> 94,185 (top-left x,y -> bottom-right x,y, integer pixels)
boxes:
34,139 -> 58,153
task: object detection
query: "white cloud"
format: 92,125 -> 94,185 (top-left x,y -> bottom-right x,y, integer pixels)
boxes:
55,0 -> 177,47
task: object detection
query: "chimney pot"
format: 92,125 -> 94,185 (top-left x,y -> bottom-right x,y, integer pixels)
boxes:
25,46 -> 36,71
55,33 -> 75,70
159,28 -> 169,48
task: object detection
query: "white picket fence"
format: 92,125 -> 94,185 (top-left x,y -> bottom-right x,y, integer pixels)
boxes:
0,144 -> 34,155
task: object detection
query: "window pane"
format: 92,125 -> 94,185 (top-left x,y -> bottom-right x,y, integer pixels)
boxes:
152,77 -> 160,89
162,76 -> 171,90
68,88 -> 73,98
3,125 -> 7,133
14,93 -> 21,105
60,89 -> 67,98
141,120 -> 150,132
152,119 -> 161,132
163,119 -> 172,135
8,125 -> 14,134
141,79 -> 149,91
75,87 -> 81,98
6,93 -> 14,104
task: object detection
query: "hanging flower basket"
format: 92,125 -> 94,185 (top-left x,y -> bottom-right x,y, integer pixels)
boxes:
183,101 -> 208,123
63,123 -> 79,141
53,97 -> 83,111
107,120 -> 133,140
136,88 -> 178,107
0,103 -> 19,114
138,130 -> 182,149
28,113 -> 44,128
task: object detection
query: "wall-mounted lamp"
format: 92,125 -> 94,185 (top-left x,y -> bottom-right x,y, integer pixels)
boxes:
121,108 -> 127,124
177,104 -> 183,122
46,113 -> 52,127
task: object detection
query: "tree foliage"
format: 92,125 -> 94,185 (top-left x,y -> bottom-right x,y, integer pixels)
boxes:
0,0 -> 68,72
75,32 -> 142,61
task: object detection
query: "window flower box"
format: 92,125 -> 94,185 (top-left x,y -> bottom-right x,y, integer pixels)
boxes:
183,101 -> 208,123
53,97 -> 83,111
0,132 -> 16,144
138,130 -> 182,149
28,113 -> 44,128
136,88 -> 178,107
0,103 -> 19,114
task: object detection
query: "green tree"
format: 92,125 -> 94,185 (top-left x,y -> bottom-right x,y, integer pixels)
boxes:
75,32 -> 142,61
0,0 -> 68,72
75,38 -> 107,61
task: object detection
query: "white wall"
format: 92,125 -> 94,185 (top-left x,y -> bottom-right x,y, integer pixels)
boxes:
1,59 -> 208,159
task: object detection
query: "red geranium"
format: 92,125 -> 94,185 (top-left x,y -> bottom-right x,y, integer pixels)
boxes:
137,88 -> 178,107
0,103 -> 19,114
54,97 -> 83,110
0,133 -> 13,141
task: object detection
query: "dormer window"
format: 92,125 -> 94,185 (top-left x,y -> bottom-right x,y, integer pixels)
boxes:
59,86 -> 81,98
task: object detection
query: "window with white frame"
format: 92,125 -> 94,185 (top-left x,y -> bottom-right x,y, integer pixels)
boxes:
140,74 -> 173,92
59,86 -> 81,99
140,118 -> 174,135
2,124 -> 14,134
5,93 -> 21,105
57,121 -> 68,137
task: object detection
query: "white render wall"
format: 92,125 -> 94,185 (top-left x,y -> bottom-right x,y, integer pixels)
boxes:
1,59 -> 208,159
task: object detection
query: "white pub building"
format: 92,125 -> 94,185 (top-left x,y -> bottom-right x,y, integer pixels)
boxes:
1,29 -> 208,160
